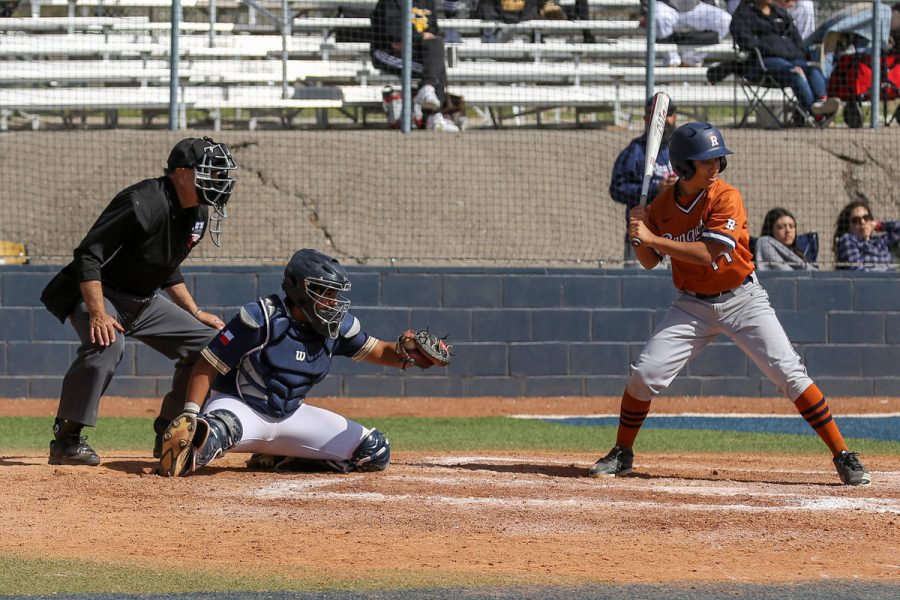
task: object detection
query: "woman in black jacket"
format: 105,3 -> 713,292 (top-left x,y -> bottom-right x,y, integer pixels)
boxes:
730,0 -> 841,123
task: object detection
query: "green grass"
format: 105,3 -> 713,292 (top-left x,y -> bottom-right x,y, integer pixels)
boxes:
3,416 -> 898,455
0,555 -> 514,595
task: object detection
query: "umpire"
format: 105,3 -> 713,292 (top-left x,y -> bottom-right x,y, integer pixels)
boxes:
40,137 -> 238,466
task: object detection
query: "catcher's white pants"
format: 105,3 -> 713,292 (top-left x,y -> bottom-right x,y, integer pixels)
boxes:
204,392 -> 369,462
626,274 -> 814,403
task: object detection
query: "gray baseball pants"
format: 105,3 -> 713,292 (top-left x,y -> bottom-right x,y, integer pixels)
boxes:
57,287 -> 218,428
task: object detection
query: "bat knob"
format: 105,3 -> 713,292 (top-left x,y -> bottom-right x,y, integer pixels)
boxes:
630,238 -> 642,248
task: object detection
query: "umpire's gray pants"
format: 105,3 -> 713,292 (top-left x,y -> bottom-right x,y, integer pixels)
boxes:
57,287 -> 217,428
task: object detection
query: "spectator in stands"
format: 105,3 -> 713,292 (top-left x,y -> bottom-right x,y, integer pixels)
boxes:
833,200 -> 900,271
640,1 -> 733,67
442,0 -> 467,44
727,1 -> 815,40
0,1 -> 20,18
38,137 -> 238,466
610,97 -> 678,263
730,0 -> 841,125
371,0 -> 460,132
473,0 -> 567,43
753,207 -> 817,270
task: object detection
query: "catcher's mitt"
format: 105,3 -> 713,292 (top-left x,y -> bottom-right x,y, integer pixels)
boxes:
397,329 -> 453,369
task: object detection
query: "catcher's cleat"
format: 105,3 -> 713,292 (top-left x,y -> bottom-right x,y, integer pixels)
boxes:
589,446 -> 634,478
157,413 -> 199,477
48,434 -> 100,466
833,450 -> 871,486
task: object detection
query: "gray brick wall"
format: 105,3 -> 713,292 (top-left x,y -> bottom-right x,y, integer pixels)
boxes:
2,266 -> 897,399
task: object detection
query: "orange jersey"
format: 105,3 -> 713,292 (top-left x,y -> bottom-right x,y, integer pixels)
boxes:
645,178 -> 754,295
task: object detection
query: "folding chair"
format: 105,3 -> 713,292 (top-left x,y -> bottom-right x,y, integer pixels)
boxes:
0,240 -> 28,265
734,46 -> 809,129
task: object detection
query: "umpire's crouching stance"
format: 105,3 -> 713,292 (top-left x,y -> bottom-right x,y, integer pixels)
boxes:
40,137 -> 238,466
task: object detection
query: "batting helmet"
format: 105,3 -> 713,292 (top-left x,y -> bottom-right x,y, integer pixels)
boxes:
668,122 -> 733,180
283,249 -> 351,339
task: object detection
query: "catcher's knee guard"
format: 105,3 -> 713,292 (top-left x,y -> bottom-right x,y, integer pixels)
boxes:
193,409 -> 243,470
350,429 -> 390,472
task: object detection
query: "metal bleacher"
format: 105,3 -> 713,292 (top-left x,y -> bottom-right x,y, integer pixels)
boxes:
0,0 -> 747,130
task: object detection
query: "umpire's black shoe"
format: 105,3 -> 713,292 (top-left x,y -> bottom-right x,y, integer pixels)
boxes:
48,435 -> 100,466
152,432 -> 163,459
152,416 -> 170,459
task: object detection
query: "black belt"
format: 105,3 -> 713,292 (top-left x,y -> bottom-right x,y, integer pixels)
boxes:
103,283 -> 155,303
686,274 -> 754,300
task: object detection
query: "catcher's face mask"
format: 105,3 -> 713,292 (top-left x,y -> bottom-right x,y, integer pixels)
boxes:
303,277 -> 351,339
194,142 -> 237,247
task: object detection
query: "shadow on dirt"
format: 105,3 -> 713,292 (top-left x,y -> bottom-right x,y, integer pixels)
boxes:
409,460 -> 587,478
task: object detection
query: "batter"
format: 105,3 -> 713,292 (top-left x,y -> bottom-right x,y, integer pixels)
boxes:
589,122 -> 871,486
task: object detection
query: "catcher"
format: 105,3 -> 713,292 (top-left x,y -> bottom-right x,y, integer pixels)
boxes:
157,248 -> 452,477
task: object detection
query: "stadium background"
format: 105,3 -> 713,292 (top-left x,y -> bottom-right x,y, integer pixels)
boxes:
0,0 -> 898,398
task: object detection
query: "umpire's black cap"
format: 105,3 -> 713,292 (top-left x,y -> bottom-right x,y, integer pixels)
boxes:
646,97 -> 677,116
166,137 -> 209,171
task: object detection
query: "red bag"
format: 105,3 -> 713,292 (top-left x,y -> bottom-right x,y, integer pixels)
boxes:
827,53 -> 900,100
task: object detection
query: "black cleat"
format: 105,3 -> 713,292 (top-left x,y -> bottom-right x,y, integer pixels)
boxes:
833,450 -> 871,486
589,445 -> 634,478
152,432 -> 163,459
48,435 -> 100,466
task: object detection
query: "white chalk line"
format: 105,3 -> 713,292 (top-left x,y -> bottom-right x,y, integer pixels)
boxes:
249,484 -> 900,515
245,456 -> 900,515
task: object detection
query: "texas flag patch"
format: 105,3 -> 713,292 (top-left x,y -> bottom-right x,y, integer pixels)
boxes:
218,329 -> 234,345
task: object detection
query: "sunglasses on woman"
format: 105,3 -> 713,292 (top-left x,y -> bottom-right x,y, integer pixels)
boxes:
850,214 -> 874,226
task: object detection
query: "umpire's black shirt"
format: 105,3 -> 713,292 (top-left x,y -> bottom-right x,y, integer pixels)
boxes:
73,177 -> 209,296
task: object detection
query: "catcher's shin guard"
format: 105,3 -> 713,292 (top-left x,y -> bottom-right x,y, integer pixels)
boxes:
192,409 -> 243,471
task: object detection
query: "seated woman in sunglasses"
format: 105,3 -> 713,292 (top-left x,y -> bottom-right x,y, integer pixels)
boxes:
833,200 -> 900,271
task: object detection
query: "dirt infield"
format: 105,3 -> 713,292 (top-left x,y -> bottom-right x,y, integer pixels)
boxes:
2,397 -> 899,588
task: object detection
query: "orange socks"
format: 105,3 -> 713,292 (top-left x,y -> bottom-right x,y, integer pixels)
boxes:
794,384 -> 848,457
614,391 -> 651,449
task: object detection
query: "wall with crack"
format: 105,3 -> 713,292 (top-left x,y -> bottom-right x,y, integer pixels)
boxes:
0,129 -> 897,267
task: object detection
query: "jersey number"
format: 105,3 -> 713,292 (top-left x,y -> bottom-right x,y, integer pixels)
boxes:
711,252 -> 734,271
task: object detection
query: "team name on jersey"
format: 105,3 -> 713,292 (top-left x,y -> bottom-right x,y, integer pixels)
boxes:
662,219 -> 705,243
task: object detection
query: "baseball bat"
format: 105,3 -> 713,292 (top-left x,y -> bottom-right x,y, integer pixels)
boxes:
630,91 -> 670,248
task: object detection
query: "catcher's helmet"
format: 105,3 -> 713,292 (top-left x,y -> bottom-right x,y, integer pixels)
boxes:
668,122 -> 733,180
283,249 -> 351,339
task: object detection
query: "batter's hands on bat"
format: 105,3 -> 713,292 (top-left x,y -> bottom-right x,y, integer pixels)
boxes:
629,219 -> 656,248
628,206 -> 655,248
88,311 -> 125,347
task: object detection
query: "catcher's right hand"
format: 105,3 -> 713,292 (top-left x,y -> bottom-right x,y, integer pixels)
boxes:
397,329 -> 453,370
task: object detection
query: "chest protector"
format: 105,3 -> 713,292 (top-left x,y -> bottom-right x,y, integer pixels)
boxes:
235,296 -> 336,418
